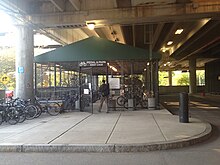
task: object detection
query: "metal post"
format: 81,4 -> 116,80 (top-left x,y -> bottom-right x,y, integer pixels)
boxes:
40,64 -> 43,88
91,67 -> 93,114
54,64 -> 57,97
34,63 -> 37,96
79,66 -> 82,111
59,65 -> 62,87
154,61 -> 160,109
179,92 -> 189,123
106,62 -> 109,111
130,62 -> 134,110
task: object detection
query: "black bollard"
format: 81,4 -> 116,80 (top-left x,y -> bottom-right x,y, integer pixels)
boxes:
179,92 -> 189,123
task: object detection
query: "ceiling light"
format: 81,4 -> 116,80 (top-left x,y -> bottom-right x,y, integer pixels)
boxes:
144,68 -> 147,71
161,48 -> 166,52
175,29 -> 184,35
147,62 -> 150,66
111,66 -> 118,72
111,31 -> 116,35
115,38 -> 119,42
86,22 -> 95,30
161,47 -> 169,52
167,41 -> 173,46
108,64 -> 117,72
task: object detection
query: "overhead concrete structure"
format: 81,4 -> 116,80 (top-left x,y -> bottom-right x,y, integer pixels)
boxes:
0,0 -> 220,96
0,0 -> 219,70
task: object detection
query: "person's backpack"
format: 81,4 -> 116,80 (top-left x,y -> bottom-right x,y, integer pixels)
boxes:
101,84 -> 109,96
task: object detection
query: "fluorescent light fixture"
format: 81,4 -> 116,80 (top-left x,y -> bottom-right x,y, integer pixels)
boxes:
161,48 -> 166,52
87,22 -> 95,30
161,47 -> 169,52
109,65 -> 117,72
175,29 -> 184,35
167,41 -> 173,46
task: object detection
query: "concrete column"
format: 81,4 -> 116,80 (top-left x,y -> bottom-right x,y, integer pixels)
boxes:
168,70 -> 172,86
189,58 -> 197,94
15,24 -> 34,100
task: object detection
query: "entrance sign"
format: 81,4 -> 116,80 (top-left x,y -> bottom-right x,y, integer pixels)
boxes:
1,74 -> 10,84
79,61 -> 106,67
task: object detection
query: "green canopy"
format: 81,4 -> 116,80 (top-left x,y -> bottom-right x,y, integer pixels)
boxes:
34,36 -> 161,63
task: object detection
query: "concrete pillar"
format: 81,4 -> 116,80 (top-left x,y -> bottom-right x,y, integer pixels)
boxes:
15,24 -> 34,100
189,58 -> 197,94
168,70 -> 172,86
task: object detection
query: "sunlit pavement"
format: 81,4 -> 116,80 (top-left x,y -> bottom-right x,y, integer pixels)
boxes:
0,108 -> 211,153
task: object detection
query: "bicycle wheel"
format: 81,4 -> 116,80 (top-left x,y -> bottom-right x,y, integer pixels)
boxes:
117,96 -> 125,106
7,107 -> 20,125
34,104 -> 43,118
25,104 -> 38,120
141,100 -> 148,108
18,109 -> 26,123
47,102 -> 61,116
124,101 -> 128,109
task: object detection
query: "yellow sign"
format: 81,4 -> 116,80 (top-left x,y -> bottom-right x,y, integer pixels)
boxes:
1,74 -> 10,84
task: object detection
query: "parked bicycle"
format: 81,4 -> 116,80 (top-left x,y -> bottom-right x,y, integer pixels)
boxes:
0,100 -> 20,125
34,97 -> 61,117
117,91 -> 148,109
10,98 -> 38,122
60,93 -> 79,112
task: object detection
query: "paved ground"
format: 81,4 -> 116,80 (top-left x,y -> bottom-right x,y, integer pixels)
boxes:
0,108 -> 211,152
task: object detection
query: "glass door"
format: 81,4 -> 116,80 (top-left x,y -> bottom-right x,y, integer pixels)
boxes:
79,67 -> 93,113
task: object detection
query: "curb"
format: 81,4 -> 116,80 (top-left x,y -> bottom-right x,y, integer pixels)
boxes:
0,122 -> 212,153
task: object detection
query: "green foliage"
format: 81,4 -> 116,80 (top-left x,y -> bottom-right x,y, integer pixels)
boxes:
0,48 -> 16,90
177,74 -> 189,85
159,71 -> 169,86
196,70 -> 205,85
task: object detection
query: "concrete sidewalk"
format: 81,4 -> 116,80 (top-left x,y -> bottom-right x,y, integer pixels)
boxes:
0,109 -> 212,152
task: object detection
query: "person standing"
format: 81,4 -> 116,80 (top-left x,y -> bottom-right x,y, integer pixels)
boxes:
98,80 -> 110,113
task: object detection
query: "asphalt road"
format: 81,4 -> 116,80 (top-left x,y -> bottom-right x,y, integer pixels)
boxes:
0,94 -> 220,165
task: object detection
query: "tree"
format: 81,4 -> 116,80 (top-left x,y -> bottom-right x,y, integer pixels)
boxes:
159,71 -> 169,86
177,74 -> 189,85
0,48 -> 16,90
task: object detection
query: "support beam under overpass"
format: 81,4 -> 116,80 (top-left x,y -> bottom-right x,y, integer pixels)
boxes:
30,2 -> 220,28
50,0 -> 65,12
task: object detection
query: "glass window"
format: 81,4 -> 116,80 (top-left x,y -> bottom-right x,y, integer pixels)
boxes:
196,70 -> 205,86
172,71 -> 189,86
159,71 -> 169,86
